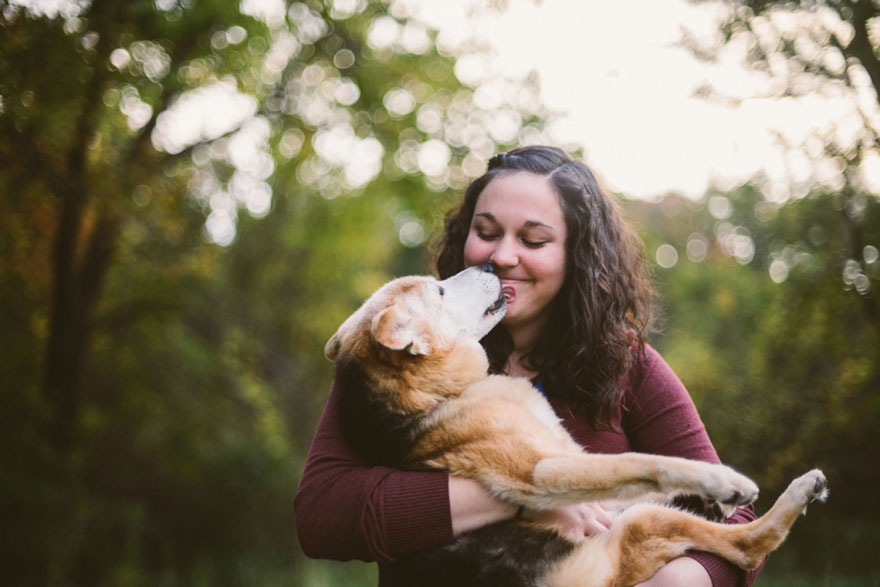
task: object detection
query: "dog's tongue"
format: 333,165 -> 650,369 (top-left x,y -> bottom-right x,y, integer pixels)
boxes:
502,286 -> 515,303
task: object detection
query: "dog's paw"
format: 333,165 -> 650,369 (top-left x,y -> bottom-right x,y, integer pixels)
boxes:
698,465 -> 760,517
784,469 -> 828,514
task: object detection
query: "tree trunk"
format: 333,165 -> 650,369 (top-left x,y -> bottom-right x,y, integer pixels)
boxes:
44,192 -> 118,451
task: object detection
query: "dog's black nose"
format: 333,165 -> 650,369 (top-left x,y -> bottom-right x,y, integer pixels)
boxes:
478,263 -> 496,274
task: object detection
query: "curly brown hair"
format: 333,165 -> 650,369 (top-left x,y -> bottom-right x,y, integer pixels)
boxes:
434,146 -> 656,429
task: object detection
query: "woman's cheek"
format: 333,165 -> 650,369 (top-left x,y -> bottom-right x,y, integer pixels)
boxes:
463,237 -> 486,266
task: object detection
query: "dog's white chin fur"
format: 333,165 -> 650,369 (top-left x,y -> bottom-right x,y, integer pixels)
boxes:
437,266 -> 506,342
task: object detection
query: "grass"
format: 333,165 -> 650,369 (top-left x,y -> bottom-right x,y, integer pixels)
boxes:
295,559 -> 377,587
756,572 -> 880,587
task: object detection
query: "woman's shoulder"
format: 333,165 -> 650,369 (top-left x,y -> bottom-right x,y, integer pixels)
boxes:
626,342 -> 662,379
622,343 -> 684,404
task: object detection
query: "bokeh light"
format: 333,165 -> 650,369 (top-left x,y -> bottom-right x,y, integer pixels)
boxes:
656,243 -> 679,268
686,233 -> 709,263
769,258 -> 789,283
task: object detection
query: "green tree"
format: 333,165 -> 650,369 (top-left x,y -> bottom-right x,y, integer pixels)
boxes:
677,4 -> 880,574
627,183 -> 880,578
684,0 -> 880,318
0,1 -> 554,584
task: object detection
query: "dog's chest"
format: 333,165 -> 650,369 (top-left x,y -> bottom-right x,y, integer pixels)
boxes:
465,376 -> 573,445
525,395 -> 569,443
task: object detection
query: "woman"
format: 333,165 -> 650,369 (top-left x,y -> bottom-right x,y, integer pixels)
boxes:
295,146 -> 762,586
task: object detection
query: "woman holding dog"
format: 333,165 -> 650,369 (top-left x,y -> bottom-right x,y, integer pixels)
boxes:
295,146 -> 762,586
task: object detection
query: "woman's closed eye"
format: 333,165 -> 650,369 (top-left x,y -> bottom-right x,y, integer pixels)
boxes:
474,225 -> 550,248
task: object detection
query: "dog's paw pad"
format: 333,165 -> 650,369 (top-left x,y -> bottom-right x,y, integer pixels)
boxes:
788,469 -> 828,515
806,470 -> 828,503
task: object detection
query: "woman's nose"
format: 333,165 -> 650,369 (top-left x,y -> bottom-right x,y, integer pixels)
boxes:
489,237 -> 518,268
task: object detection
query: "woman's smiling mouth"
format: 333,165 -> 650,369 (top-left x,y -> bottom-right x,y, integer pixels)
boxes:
500,279 -> 524,303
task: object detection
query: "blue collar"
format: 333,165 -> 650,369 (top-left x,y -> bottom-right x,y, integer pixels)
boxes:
533,378 -> 546,396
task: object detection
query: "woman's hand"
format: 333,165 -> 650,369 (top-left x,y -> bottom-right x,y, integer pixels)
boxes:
519,502 -> 613,543
634,557 -> 712,586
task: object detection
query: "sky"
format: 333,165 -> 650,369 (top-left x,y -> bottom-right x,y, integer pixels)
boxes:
151,0 -> 853,205
13,0 -> 872,206
410,0 -> 868,200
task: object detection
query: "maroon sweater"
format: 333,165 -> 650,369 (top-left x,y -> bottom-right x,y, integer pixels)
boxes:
295,345 -> 763,586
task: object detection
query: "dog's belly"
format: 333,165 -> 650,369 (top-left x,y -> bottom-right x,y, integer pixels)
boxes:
394,521 -> 618,587
543,535 -> 615,587
393,521 -> 576,587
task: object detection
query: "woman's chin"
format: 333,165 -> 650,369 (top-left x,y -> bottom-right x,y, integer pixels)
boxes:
499,311 -> 523,327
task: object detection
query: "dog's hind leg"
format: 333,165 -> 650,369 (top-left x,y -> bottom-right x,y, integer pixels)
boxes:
561,469 -> 828,587
521,452 -> 758,512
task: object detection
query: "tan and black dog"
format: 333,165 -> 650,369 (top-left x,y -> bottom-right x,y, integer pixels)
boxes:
326,264 -> 827,586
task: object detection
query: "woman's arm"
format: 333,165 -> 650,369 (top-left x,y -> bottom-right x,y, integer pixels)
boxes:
449,477 -> 518,536
294,381 -> 453,563
450,476 -> 616,542
636,557 -> 712,587
623,345 -> 765,587
296,381 -> 599,562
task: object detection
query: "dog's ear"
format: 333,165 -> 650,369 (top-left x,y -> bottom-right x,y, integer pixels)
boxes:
371,305 -> 430,355
324,332 -> 341,361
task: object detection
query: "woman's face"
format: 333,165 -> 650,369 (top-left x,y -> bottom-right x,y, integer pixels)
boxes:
463,171 -> 568,333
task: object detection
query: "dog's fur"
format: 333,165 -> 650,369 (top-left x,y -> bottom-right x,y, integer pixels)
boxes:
326,266 -> 828,586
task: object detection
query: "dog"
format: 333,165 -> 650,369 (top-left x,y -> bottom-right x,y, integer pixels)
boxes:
325,264 -> 828,586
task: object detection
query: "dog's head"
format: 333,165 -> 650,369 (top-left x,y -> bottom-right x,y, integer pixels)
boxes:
325,265 -> 506,363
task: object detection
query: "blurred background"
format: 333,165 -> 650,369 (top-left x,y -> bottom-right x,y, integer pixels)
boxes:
1,0 -> 878,585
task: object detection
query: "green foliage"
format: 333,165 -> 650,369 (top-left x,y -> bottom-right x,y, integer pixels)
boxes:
628,186 -> 880,578
0,0 -> 550,584
2,0 -> 878,584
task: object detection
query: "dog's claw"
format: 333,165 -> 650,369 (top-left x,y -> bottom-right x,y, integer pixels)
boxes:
721,492 -> 741,506
721,490 -> 758,507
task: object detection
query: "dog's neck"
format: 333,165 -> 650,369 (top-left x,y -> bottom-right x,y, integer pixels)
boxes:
370,338 -> 490,415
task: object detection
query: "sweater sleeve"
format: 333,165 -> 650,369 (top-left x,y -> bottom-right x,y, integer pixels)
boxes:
623,346 -> 764,587
294,381 -> 454,564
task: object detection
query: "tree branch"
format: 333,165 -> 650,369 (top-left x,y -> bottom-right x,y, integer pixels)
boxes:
841,1 -> 880,110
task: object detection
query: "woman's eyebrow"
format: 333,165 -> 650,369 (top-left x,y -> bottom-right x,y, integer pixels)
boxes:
474,212 -> 556,231
473,212 -> 497,222
523,220 -> 556,230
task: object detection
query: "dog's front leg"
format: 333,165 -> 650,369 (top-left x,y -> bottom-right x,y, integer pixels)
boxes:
510,452 -> 759,511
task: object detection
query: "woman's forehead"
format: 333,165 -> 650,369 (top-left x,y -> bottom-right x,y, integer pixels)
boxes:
474,173 -> 565,228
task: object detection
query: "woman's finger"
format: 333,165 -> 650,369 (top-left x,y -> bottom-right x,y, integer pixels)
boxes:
592,505 -> 613,528
584,518 -> 610,536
